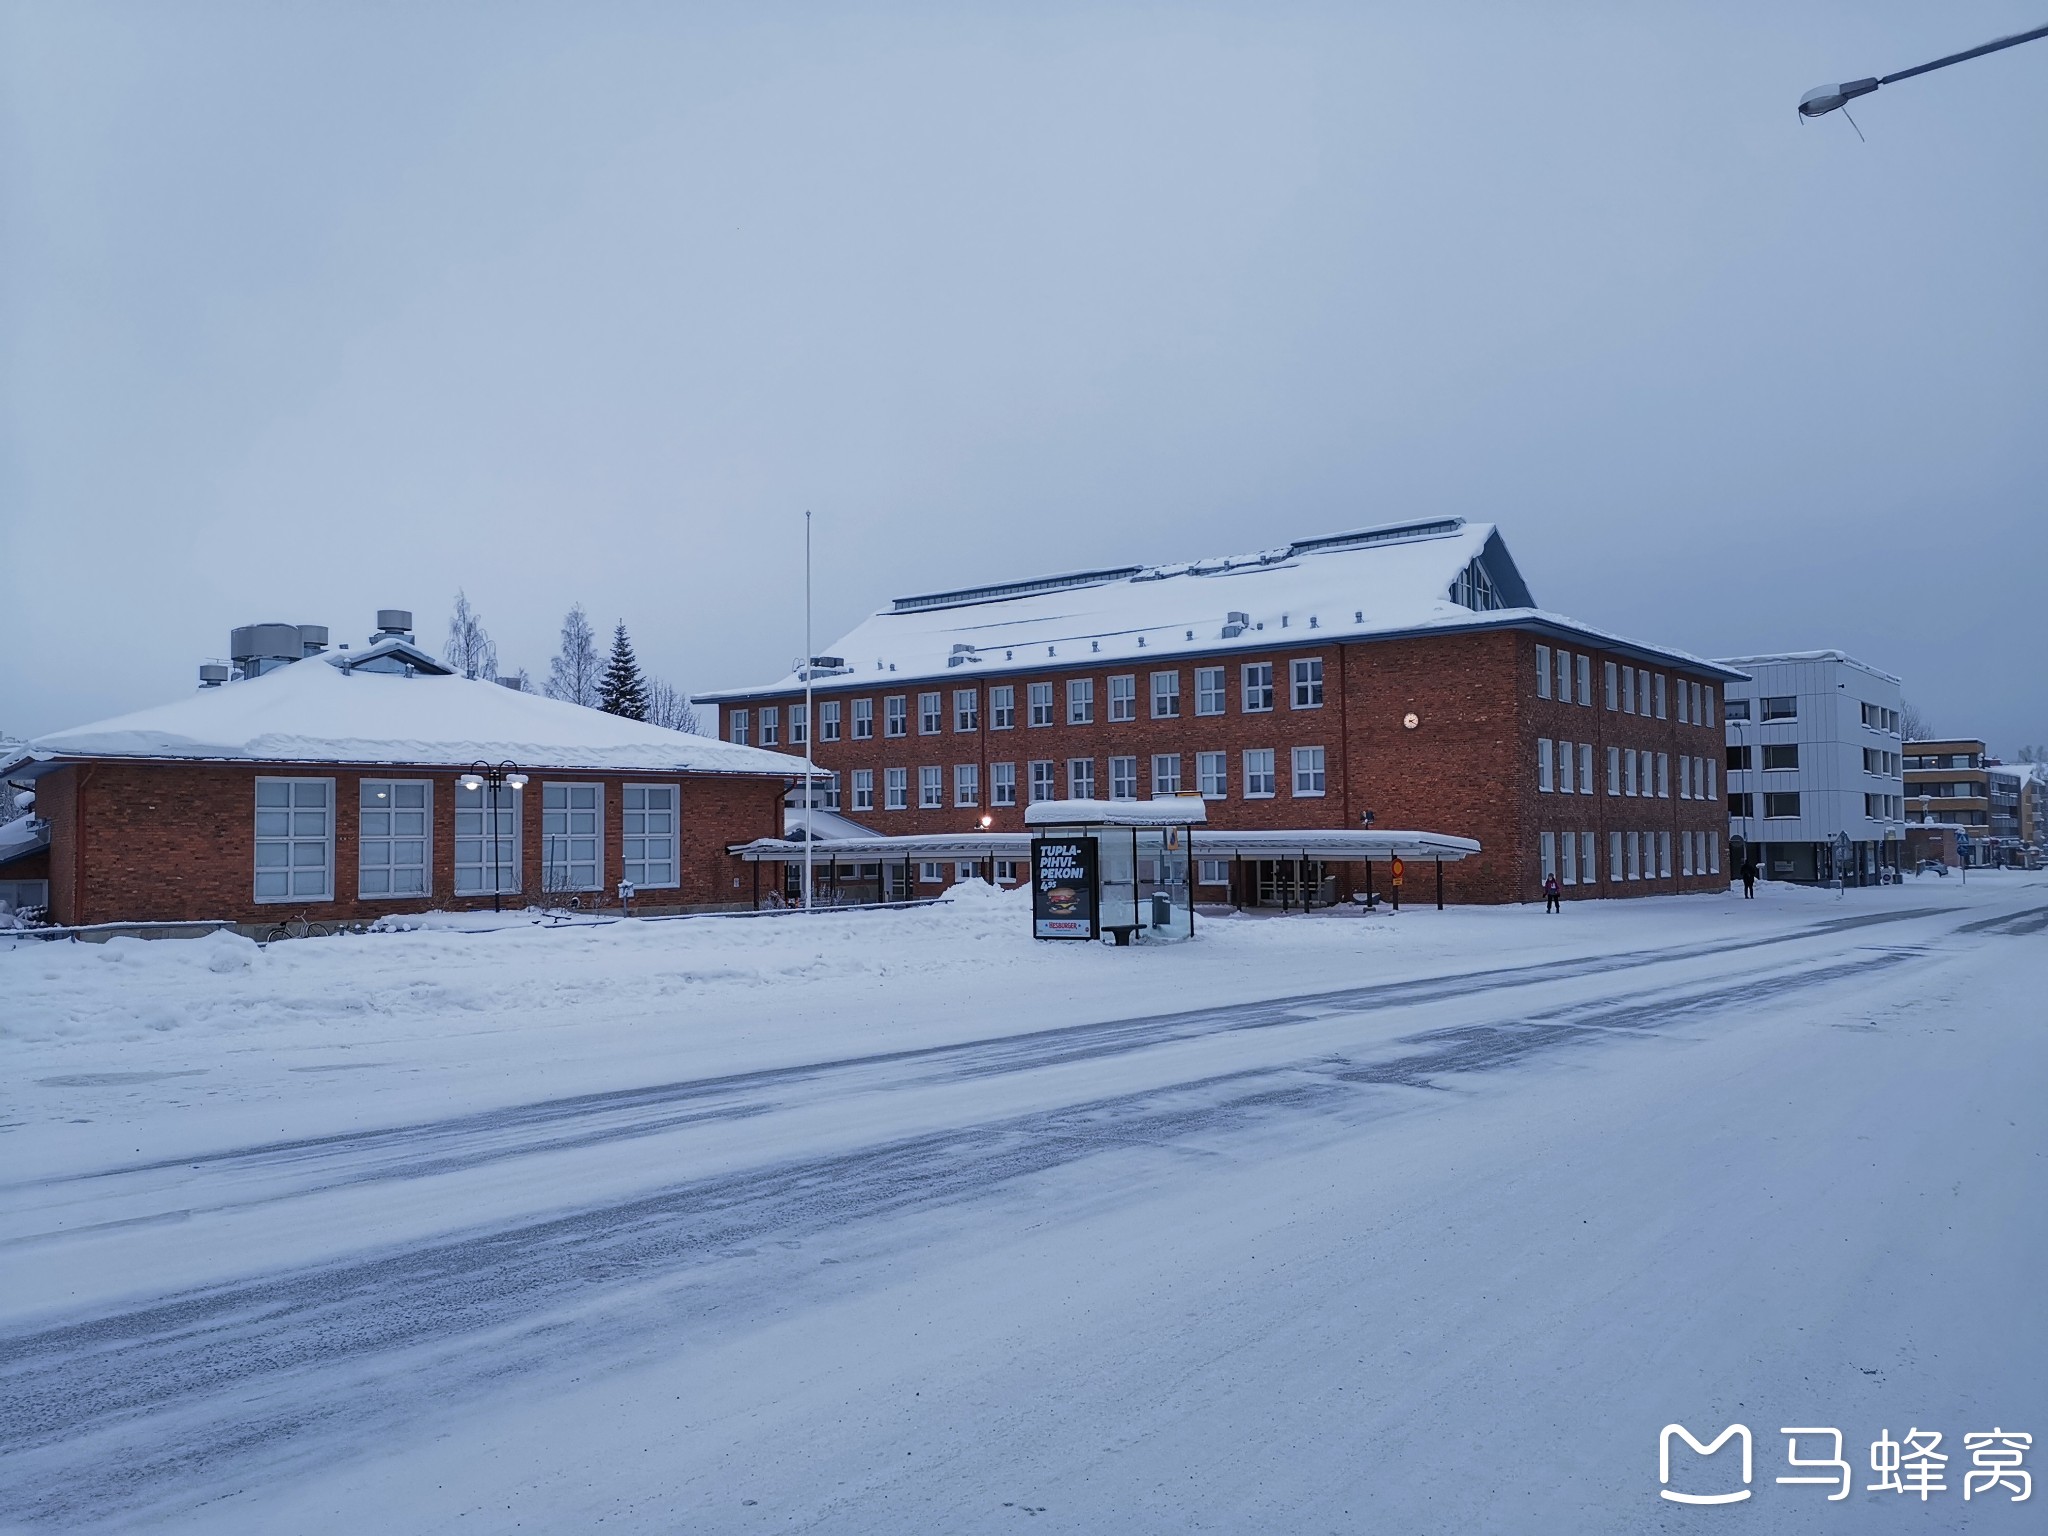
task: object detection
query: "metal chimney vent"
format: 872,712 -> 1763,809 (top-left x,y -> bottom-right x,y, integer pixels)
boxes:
374,609 -> 414,639
298,624 -> 329,655
230,622 -> 310,679
198,663 -> 231,688
1221,611 -> 1251,638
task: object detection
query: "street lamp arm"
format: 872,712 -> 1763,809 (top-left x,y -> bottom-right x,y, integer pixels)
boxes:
1798,19 -> 2048,117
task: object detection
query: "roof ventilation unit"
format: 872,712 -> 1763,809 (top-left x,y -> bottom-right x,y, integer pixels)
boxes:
373,609 -> 415,641
298,625 -> 329,656
197,663 -> 231,688
229,622 -> 311,680
1221,611 -> 1250,638
946,644 -> 979,668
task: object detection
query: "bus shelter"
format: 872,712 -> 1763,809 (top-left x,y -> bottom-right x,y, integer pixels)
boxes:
1024,798 -> 1204,944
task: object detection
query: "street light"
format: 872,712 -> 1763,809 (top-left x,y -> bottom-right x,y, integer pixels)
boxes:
463,760 -> 527,913
1799,21 -> 2048,120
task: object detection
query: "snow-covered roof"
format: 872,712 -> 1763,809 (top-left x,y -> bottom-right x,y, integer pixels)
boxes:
3,650 -> 808,779
0,813 -> 50,866
1024,798 -> 1210,827
1714,650 -> 1903,685
696,518 -> 1745,700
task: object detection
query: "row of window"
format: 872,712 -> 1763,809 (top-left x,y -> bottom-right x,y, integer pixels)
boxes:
1859,702 -> 1902,733
253,778 -> 679,904
1723,695 -> 1795,722
1729,792 -> 1802,820
728,661 -> 1329,745
1904,752 -> 1983,770
1538,828 -> 1721,886
1535,740 -> 1719,802
843,747 -> 1328,811
1543,649 -> 1717,727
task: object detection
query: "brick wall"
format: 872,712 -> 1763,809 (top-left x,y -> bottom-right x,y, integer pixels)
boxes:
719,624 -> 1731,905
41,760 -> 783,927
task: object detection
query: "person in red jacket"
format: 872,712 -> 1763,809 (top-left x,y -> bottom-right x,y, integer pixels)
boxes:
1542,872 -> 1562,913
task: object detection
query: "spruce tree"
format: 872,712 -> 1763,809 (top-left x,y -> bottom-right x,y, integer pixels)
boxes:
597,622 -> 649,720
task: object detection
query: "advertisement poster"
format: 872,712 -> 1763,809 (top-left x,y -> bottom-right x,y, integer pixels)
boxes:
1032,837 -> 1099,940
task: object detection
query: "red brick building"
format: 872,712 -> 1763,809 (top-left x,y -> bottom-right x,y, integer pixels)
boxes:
3,618 -> 802,929
696,520 -> 1743,904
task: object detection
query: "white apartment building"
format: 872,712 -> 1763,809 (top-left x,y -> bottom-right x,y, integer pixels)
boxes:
1717,651 -> 1906,884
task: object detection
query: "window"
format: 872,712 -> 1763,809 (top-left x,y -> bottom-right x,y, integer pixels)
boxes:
1244,749 -> 1277,798
1560,830 -> 1577,885
1107,675 -> 1137,722
1536,645 -> 1552,698
820,700 -> 841,742
1764,792 -> 1801,819
853,698 -> 873,740
1242,663 -> 1274,712
1151,671 -> 1181,719
1198,751 -> 1227,798
1196,666 -> 1225,716
453,780 -> 519,896
1557,739 -> 1574,794
1624,750 -> 1638,797
992,762 -> 1017,807
956,861 -> 977,883
1576,654 -> 1591,706
920,861 -> 944,885
1606,746 -> 1621,796
1724,696 -> 1749,722
1029,760 -> 1056,803
995,859 -> 1019,883
1865,793 -> 1884,819
256,778 -> 334,902
1708,836 -> 1720,875
621,784 -> 677,888
1760,695 -> 1797,722
1653,674 -> 1667,719
1540,831 -> 1557,881
1152,754 -> 1183,795
1658,831 -> 1672,878
954,763 -> 979,807
1581,831 -> 1597,884
357,779 -> 429,898
919,692 -> 942,734
1638,672 -> 1652,716
1450,556 -> 1502,610
885,767 -> 908,811
541,783 -> 602,892
989,685 -> 1015,730
954,690 -> 979,733
1682,831 -> 1695,877
1676,680 -> 1689,724
760,707 -> 780,746
1626,831 -> 1641,881
1763,744 -> 1799,771
852,768 -> 875,811
1578,743 -> 1594,795
919,765 -> 944,809
1066,678 -> 1095,725
789,704 -> 808,746
1198,858 -> 1230,886
1292,746 -> 1326,796
1028,682 -> 1054,727
1609,831 -> 1623,882
1067,757 -> 1095,798
1729,791 -> 1751,818
1537,737 -> 1554,792
1656,752 -> 1670,798
1291,657 -> 1324,708
1728,744 -> 1751,771
1558,649 -> 1572,703
1621,666 -> 1635,714
885,696 -> 908,737
729,709 -> 751,746
1109,756 -> 1139,800
1604,661 -> 1619,710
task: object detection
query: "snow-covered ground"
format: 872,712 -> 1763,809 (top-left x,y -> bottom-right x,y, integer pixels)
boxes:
4,873 -> 2046,1531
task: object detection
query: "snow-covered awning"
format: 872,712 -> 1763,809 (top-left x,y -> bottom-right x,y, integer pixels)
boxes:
1024,797 -> 1209,827
729,827 -> 1479,863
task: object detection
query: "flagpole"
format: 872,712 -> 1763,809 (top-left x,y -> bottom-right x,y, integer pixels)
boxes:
803,509 -> 814,913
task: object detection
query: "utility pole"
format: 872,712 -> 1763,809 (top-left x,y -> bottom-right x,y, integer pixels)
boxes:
803,509 -> 814,913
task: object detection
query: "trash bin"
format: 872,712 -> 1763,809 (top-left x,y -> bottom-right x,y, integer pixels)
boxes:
1150,892 -> 1172,928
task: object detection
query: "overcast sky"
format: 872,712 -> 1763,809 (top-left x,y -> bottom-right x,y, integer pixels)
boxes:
3,2 -> 2044,752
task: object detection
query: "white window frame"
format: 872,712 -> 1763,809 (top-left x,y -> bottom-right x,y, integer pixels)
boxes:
1029,760 -> 1056,803
995,858 -> 1020,882
1109,756 -> 1139,800
1606,746 -> 1621,796
453,779 -> 521,897
541,782 -> 604,893
1108,674 -> 1137,723
1244,748 -> 1277,798
919,861 -> 944,884
852,768 -> 875,811
1151,753 -> 1183,796
885,695 -> 908,737
989,685 -> 1015,730
1620,666 -> 1635,715
1028,682 -> 1055,727
1576,654 -> 1591,706
1657,752 -> 1670,798
1195,666 -> 1226,716
1556,739 -> 1574,794
759,706 -> 780,746
1536,644 -> 1552,698
1067,757 -> 1096,799
1581,831 -> 1597,884
790,703 -> 808,746
819,699 -> 841,742
919,765 -> 944,809
1291,745 -> 1327,797
885,767 -> 908,811
1540,830 -> 1556,881
1067,678 -> 1095,725
1658,830 -> 1672,878
621,782 -> 680,889
255,776 -> 335,903
1290,657 -> 1324,709
919,691 -> 943,735
1151,671 -> 1181,719
1561,829 -> 1577,885
1242,663 -> 1274,713
1537,737 -> 1554,792
1654,674 -> 1667,719
853,697 -> 874,740
1198,858 -> 1230,887
729,709 -> 751,746
1578,743 -> 1594,795
1197,750 -> 1227,799
1609,830 -> 1623,881
1557,648 -> 1572,703
954,689 -> 978,733
357,778 -> 431,900
991,762 -> 1017,807
1604,660 -> 1619,710
954,763 -> 979,807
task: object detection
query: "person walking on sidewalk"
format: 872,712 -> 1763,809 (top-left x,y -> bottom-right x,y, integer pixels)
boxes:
1741,860 -> 1758,899
1542,872 -> 1562,914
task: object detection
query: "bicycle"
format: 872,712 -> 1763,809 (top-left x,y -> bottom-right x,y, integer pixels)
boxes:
262,912 -> 336,943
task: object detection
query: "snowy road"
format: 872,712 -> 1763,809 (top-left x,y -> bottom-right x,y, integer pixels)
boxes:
4,880 -> 2046,1532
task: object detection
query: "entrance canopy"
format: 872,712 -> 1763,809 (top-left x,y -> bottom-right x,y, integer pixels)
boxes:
727,826 -> 1479,864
